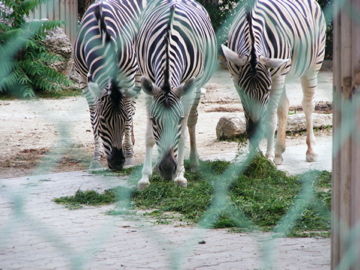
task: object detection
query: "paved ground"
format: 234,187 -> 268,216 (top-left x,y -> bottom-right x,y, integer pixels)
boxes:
0,171 -> 330,270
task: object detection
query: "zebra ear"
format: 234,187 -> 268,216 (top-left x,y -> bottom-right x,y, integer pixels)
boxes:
141,76 -> 160,96
259,56 -> 291,69
174,78 -> 195,97
221,45 -> 248,67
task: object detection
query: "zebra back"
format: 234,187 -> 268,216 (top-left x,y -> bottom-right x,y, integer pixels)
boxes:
136,0 -> 217,90
227,0 -> 326,78
74,0 -> 147,91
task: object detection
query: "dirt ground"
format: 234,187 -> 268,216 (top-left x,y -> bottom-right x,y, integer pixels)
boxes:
0,70 -> 333,178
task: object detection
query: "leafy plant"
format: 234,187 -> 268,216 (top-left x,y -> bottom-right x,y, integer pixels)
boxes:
0,0 -> 71,98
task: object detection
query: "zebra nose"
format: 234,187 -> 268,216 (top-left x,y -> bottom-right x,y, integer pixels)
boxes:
107,147 -> 125,171
158,150 -> 177,180
246,119 -> 260,141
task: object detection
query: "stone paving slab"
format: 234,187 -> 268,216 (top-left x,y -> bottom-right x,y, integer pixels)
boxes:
0,171 -> 330,270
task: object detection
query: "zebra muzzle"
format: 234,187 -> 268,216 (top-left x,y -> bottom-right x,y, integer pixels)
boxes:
158,150 -> 177,180
107,147 -> 125,171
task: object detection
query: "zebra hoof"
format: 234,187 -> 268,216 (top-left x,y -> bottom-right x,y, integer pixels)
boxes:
306,152 -> 318,162
137,179 -> 150,191
174,177 -> 187,188
274,156 -> 283,165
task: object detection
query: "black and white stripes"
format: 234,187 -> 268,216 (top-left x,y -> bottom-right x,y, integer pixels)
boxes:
222,0 -> 326,164
74,0 -> 146,170
136,0 -> 217,188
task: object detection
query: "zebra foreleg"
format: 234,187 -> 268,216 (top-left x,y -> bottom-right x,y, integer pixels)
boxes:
123,117 -> 135,166
138,118 -> 155,190
187,91 -> 201,172
88,103 -> 104,170
301,72 -> 318,162
174,122 -> 188,187
274,89 -> 289,165
123,98 -> 136,167
265,76 -> 285,163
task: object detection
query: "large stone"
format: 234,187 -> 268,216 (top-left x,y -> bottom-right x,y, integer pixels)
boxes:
43,26 -> 86,89
0,1 -> 12,25
216,113 -> 333,140
216,115 -> 246,140
287,113 -> 332,132
44,26 -> 73,74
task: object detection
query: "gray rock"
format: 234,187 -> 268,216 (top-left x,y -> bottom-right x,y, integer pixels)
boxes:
43,26 -> 87,89
68,60 -> 87,89
43,26 -> 73,74
216,115 -> 246,140
287,113 -> 332,131
0,1 -> 12,25
216,113 -> 332,140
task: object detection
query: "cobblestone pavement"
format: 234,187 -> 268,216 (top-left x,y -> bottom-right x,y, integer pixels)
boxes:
0,171 -> 330,270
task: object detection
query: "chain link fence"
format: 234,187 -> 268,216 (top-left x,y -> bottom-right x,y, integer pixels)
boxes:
0,0 -> 358,269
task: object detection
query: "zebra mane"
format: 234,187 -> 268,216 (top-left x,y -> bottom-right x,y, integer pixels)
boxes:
109,78 -> 123,111
163,4 -> 176,93
246,10 -> 257,75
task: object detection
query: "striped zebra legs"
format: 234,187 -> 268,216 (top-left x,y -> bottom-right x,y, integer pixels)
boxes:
138,97 -> 156,190
265,76 -> 286,163
274,89 -> 289,165
187,90 -> 201,171
123,98 -> 135,166
89,105 -> 103,168
174,118 -> 188,187
301,71 -> 318,162
173,88 -> 201,186
85,83 -> 103,169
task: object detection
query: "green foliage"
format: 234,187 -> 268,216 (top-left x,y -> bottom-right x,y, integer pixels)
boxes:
317,0 -> 333,60
0,0 -> 71,98
54,156 -> 331,237
198,0 -> 244,46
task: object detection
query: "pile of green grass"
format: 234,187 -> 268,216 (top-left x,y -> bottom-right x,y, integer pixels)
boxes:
54,155 -> 331,237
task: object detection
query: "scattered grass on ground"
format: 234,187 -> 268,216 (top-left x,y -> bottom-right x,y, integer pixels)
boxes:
218,134 -> 248,144
286,125 -> 333,136
54,155 -> 331,237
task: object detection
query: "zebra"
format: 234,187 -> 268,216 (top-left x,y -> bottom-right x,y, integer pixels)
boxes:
74,0 -> 147,170
136,0 -> 217,189
222,0 -> 326,165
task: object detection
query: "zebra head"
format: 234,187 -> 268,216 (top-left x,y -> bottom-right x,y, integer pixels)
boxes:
89,79 -> 137,171
221,45 -> 290,142
141,76 -> 195,180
